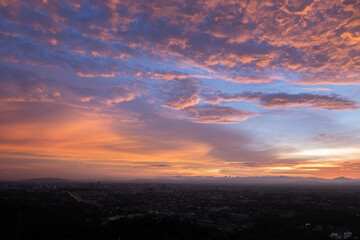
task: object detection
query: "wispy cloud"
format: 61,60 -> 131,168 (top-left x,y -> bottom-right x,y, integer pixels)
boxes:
202,91 -> 358,110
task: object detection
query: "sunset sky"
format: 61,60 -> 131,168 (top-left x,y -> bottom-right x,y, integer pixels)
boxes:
1,0 -> 360,180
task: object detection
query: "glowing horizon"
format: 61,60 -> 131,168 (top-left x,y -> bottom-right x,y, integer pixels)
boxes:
1,0 -> 360,180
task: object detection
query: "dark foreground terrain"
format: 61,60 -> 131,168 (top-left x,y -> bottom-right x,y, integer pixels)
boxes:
1,181 -> 360,240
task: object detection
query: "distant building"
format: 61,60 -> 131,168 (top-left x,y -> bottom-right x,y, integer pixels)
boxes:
330,232 -> 342,240
330,231 -> 352,240
344,232 -> 352,239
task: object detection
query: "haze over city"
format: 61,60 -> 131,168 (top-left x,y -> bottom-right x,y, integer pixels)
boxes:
1,0 -> 360,181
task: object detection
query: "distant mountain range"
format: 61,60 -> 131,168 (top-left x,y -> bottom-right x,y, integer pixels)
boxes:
19,178 -> 71,183
131,176 -> 360,185
13,176 -> 360,185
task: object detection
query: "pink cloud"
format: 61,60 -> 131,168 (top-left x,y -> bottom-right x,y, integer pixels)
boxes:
160,78 -> 201,110
183,105 -> 259,124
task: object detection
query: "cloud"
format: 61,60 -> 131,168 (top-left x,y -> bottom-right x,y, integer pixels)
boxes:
182,105 -> 259,124
0,65 -> 60,103
160,78 -> 201,110
149,69 -> 212,81
0,94 -> 277,180
0,65 -> 147,106
201,91 -> 245,104
303,88 -> 333,91
242,92 -> 358,110
1,0 -> 359,84
318,133 -> 335,139
202,91 -> 358,110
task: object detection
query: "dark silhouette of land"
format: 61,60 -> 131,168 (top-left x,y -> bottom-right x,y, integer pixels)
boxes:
1,179 -> 359,239
12,176 -> 360,185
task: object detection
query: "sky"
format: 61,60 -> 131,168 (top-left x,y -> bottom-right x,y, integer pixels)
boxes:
1,0 -> 360,180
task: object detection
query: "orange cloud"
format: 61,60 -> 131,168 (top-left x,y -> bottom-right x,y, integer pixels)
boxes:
0,101 -> 218,179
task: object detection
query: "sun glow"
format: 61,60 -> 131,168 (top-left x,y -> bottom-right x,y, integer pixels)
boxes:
281,148 -> 360,159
